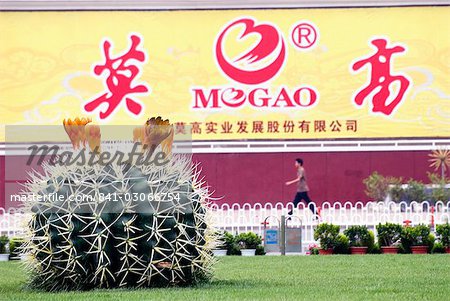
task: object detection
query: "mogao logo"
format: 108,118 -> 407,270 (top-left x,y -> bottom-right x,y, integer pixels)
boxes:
215,18 -> 287,85
192,17 -> 318,110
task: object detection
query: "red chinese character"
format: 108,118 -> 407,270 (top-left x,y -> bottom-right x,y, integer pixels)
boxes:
352,38 -> 410,116
84,35 -> 150,119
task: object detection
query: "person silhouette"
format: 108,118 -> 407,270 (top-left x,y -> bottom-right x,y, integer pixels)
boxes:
285,158 -> 316,218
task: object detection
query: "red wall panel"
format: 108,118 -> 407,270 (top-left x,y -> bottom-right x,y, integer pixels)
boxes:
325,152 -> 371,202
413,152 -> 432,182
0,150 -> 437,209
193,150 -> 434,205
369,151 -> 415,181
0,156 -> 4,209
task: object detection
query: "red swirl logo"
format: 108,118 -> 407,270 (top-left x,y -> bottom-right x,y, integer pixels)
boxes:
215,18 -> 286,85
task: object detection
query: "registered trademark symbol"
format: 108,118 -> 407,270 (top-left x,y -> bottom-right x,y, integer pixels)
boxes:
290,22 -> 319,50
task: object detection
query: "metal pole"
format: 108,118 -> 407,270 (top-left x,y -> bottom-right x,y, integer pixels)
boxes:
263,216 -> 269,250
299,220 -> 302,254
280,215 -> 286,256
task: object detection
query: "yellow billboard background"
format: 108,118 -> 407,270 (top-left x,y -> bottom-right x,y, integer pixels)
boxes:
0,7 -> 449,141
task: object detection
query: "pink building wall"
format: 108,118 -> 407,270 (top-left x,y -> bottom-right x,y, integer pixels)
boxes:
0,151 -> 432,208
191,151 -> 431,205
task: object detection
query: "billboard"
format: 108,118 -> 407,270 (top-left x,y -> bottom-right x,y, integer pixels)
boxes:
0,7 -> 449,141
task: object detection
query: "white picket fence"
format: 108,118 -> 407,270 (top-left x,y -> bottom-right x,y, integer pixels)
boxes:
1,201 -> 450,250
209,201 -> 450,248
0,207 -> 29,237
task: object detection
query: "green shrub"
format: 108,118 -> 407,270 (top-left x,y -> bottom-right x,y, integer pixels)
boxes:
363,172 -> 390,202
428,234 -> 435,252
376,223 -> 403,246
255,245 -> 266,256
343,225 -> 371,247
9,237 -> 25,260
235,232 -> 262,250
0,235 -> 9,254
230,244 -> 241,255
401,224 -> 433,253
220,231 -> 240,255
222,231 -> 235,251
404,179 -> 427,203
314,223 -> 340,250
367,230 -> 376,253
436,223 -> 450,247
369,243 -> 381,254
428,172 -> 450,203
432,242 -> 446,253
398,243 -> 408,254
389,177 -> 404,203
213,231 -> 226,250
333,234 -> 350,254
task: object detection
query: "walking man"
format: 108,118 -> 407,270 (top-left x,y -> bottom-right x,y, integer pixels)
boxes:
285,158 -> 316,217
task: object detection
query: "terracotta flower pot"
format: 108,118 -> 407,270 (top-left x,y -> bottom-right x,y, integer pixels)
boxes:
381,246 -> 399,254
319,249 -> 333,255
411,246 -> 428,254
350,246 -> 368,255
445,247 -> 450,254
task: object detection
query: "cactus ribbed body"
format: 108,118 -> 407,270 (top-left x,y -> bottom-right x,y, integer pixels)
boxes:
24,155 -> 214,291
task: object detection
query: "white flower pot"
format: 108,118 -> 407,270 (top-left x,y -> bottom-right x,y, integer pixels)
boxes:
212,249 -> 227,257
241,249 -> 256,256
0,254 -> 9,261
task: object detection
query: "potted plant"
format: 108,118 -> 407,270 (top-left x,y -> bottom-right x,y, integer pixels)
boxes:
236,232 -> 262,256
343,225 -> 372,255
431,242 -> 447,253
404,179 -> 427,204
0,235 -> 9,261
363,172 -> 390,202
401,224 -> 433,254
212,231 -> 229,257
9,237 -> 25,260
313,223 -> 340,255
333,234 -> 350,254
427,172 -> 450,204
376,223 -> 403,254
436,223 -> 450,253
388,177 -> 404,203
307,243 -> 319,255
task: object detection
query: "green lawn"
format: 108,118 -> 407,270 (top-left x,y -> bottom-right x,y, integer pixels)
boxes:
0,255 -> 449,301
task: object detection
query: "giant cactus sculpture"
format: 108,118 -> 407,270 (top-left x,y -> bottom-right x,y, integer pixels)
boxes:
23,117 -> 216,291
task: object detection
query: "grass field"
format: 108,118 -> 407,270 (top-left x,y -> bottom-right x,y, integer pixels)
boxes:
0,255 -> 449,301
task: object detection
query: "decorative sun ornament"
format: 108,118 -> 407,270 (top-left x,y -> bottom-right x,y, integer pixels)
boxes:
428,148 -> 450,179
